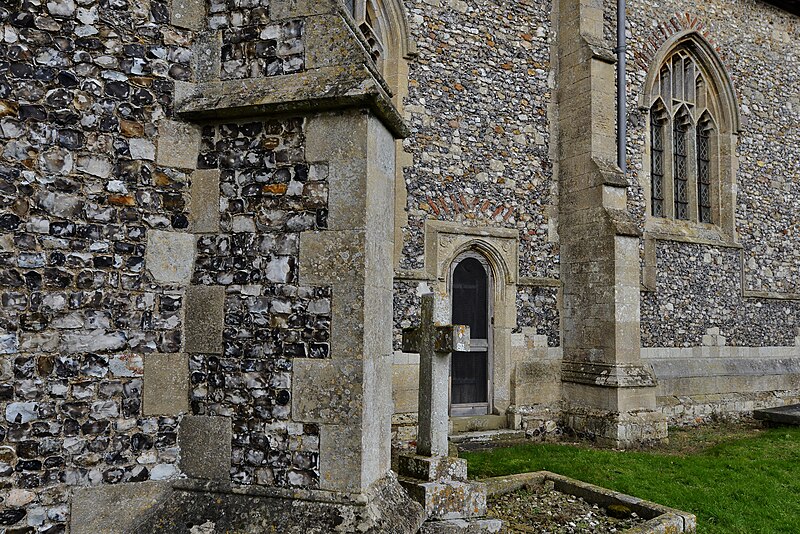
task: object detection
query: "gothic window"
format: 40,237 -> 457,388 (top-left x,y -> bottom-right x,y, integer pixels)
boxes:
648,50 -> 718,223
644,36 -> 738,236
642,33 -> 740,290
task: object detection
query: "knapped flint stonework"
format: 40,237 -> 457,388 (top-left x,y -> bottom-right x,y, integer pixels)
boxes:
0,0 -> 196,529
641,241 -> 800,347
399,0 -> 557,280
393,279 -> 423,351
515,286 -> 559,347
394,0 -> 561,354
2,0 -> 800,529
215,9 -> 305,81
189,118 -> 330,489
611,0 -> 800,345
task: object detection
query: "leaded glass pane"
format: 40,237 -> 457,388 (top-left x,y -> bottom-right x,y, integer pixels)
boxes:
673,117 -> 688,220
697,123 -> 712,223
651,114 -> 665,218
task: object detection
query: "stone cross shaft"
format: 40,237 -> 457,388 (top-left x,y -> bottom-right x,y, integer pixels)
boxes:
402,293 -> 470,457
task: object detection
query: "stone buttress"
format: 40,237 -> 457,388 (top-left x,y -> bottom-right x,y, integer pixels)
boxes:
554,0 -> 668,446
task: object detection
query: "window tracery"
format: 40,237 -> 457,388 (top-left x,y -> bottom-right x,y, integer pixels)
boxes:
345,0 -> 386,67
645,40 -> 736,231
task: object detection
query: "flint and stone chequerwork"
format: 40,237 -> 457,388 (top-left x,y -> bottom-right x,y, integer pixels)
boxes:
0,0 -> 798,531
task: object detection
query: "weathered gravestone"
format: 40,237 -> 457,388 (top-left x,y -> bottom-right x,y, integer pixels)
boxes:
753,404 -> 800,426
397,293 -> 500,531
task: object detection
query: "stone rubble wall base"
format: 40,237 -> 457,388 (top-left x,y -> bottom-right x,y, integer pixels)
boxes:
657,389 -> 800,426
72,472 -> 424,534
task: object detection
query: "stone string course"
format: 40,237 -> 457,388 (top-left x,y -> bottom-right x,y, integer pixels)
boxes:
190,119 -> 329,489
612,0 -> 800,345
0,0 -> 195,530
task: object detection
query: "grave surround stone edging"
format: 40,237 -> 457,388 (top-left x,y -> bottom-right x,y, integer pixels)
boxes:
482,471 -> 697,533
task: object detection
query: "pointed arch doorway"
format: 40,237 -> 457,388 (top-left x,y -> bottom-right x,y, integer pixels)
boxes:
450,253 -> 492,416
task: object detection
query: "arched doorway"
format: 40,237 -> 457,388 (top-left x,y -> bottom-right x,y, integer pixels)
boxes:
450,254 -> 492,416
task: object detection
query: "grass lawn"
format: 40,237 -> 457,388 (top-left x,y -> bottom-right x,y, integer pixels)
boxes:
461,423 -> 800,534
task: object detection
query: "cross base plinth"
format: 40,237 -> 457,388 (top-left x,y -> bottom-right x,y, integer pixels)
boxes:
418,518 -> 503,533
398,475 -> 487,521
397,454 -> 467,482
398,452 -> 489,522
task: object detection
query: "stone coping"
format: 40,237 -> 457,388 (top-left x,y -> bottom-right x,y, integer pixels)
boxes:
172,477 -> 370,506
482,471 -> 697,533
174,65 -> 408,138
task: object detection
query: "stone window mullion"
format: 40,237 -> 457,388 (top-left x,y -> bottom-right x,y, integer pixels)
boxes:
686,117 -> 699,223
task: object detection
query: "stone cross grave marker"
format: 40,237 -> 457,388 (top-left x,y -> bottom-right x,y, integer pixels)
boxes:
402,293 -> 470,457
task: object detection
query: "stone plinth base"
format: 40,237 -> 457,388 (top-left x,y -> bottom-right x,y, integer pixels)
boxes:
70,473 -> 425,534
399,477 -> 488,520
418,518 -> 504,533
561,404 -> 668,448
398,453 -> 468,482
398,452 -> 488,521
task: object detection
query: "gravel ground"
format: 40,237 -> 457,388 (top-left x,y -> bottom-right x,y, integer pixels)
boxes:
487,484 -> 645,533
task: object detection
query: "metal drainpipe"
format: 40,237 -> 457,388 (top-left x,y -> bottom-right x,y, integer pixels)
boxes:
616,0 -> 627,173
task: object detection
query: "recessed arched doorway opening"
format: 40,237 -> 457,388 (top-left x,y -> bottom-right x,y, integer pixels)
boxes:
449,252 -> 493,417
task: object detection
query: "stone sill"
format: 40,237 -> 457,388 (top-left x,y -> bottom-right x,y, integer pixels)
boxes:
482,471 -> 696,533
742,289 -> 800,301
644,218 -> 740,249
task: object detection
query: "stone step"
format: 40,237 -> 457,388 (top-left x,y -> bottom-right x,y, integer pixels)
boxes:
399,477 -> 487,520
450,415 -> 508,434
418,518 -> 503,533
449,428 -> 526,445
